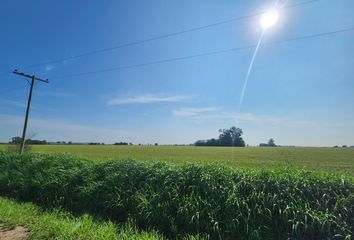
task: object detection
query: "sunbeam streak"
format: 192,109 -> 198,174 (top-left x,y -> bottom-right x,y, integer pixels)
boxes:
238,29 -> 266,112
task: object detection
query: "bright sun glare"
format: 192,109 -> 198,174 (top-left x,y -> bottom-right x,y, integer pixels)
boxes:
260,9 -> 279,29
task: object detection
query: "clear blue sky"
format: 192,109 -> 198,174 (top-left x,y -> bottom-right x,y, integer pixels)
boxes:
1,0 -> 353,146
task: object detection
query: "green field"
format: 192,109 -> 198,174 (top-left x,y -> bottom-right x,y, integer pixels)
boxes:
1,146 -> 353,239
1,144 -> 353,175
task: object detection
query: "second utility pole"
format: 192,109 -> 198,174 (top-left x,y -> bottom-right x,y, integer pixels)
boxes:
13,69 -> 49,154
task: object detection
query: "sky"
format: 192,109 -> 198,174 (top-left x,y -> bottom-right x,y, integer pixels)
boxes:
1,0 -> 354,146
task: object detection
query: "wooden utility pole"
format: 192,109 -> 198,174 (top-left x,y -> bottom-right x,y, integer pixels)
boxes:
13,70 -> 49,154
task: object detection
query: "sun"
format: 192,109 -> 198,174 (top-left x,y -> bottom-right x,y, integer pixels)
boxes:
260,9 -> 279,29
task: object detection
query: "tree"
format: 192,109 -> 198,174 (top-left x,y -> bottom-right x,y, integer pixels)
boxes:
194,126 -> 245,147
218,127 -> 245,147
195,140 -> 206,146
268,138 -> 276,147
10,137 -> 22,144
206,138 -> 219,146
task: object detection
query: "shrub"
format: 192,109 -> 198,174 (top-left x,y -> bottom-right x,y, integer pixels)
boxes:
6,143 -> 32,153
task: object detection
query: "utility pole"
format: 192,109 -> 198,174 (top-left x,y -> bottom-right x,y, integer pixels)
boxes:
13,70 -> 49,154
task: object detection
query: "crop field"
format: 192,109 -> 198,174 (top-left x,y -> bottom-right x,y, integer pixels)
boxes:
1,144 -> 353,175
0,151 -> 353,239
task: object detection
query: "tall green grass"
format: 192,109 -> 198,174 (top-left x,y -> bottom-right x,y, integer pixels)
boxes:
0,197 -> 164,240
0,152 -> 353,239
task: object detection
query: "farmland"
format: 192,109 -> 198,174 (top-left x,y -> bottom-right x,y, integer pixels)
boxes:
0,144 -> 353,175
0,150 -> 354,239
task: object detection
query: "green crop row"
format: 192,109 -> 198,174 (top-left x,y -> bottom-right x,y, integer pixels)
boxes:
0,152 -> 353,239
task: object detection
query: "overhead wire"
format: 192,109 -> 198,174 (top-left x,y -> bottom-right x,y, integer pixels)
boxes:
51,26 -> 354,80
0,70 -> 13,78
16,0 -> 320,70
0,86 -> 27,96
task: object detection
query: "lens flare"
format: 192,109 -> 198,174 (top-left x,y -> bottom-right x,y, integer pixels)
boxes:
260,9 -> 279,29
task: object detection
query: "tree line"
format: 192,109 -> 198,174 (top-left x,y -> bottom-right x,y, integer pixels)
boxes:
10,137 -> 47,145
195,126 -> 245,147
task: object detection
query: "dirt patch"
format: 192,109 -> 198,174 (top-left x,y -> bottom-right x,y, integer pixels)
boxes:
0,224 -> 28,240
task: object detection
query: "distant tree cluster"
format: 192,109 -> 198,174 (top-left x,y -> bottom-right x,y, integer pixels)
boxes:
9,137 -> 24,145
28,139 -> 47,145
88,142 -> 105,145
195,126 -> 245,147
114,142 -> 128,145
334,145 -> 352,148
9,137 -> 47,145
259,138 -> 277,147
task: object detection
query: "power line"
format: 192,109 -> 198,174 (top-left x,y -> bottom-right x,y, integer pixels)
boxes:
19,0 -> 320,70
0,86 -> 27,96
0,70 -> 13,78
52,26 -> 354,80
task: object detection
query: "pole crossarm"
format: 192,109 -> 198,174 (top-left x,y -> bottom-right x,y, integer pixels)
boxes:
13,69 -> 49,83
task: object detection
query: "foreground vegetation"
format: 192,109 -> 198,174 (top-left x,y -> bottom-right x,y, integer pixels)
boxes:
0,152 -> 353,239
1,144 -> 353,175
0,197 -> 165,240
